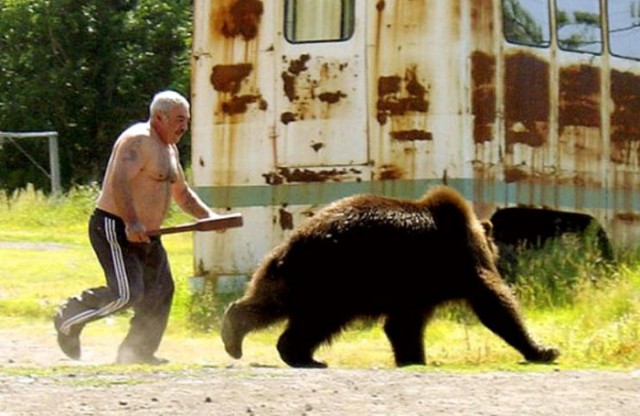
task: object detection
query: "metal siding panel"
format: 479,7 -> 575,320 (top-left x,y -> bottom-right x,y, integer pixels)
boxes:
369,0 -> 468,182
192,0 -> 276,278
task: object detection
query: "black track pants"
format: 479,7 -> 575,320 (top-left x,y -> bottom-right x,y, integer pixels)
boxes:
57,209 -> 174,358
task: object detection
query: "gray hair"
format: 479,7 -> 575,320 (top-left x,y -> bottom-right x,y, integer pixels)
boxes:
149,90 -> 190,117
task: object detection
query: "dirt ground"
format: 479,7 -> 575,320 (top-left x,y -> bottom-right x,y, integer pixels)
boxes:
0,326 -> 639,415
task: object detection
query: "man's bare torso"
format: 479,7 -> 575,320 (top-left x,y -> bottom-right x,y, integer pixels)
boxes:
96,122 -> 179,230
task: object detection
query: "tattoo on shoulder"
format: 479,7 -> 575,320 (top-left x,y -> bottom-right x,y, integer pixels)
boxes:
123,136 -> 144,162
123,148 -> 138,162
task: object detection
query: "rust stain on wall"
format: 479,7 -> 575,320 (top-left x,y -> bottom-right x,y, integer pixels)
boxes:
280,53 -> 352,126
280,167 -> 350,183
280,112 -> 296,124
288,54 -> 311,75
318,91 -> 347,104
263,167 -> 362,184
611,69 -> 640,143
378,75 -> 401,96
278,207 -> 294,230
219,0 -> 264,41
471,0 -> 495,39
616,212 -> 640,222
281,54 -> 311,102
311,142 -> 324,152
376,67 -> 429,125
610,70 -> 640,166
390,130 -> 433,142
559,65 -> 600,131
504,53 -> 549,149
282,72 -> 296,102
262,172 -> 283,185
503,167 -> 530,183
211,63 -> 266,116
377,164 -> 404,180
211,64 -> 253,94
221,95 -> 266,115
471,51 -> 496,143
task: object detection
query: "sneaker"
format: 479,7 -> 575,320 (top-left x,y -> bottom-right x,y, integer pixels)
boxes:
53,312 -> 82,360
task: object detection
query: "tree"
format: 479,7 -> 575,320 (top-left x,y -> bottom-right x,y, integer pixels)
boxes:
0,0 -> 192,194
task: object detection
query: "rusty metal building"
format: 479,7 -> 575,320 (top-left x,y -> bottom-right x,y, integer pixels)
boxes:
191,0 -> 640,288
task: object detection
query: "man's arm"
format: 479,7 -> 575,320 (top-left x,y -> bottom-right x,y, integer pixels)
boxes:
171,154 -> 218,220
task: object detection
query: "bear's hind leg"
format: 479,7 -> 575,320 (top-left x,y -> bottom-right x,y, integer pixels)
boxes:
277,316 -> 344,368
467,271 -> 559,363
384,310 -> 429,366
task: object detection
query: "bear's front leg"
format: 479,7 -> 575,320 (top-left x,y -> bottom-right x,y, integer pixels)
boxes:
276,318 -> 335,368
384,311 -> 428,366
467,270 -> 560,363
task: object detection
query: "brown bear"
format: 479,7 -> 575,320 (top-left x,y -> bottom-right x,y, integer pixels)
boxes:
221,185 -> 559,368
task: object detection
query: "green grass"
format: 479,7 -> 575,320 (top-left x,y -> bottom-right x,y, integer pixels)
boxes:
0,186 -> 639,370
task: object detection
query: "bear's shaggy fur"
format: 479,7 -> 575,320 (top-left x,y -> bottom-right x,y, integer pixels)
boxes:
222,186 -> 559,368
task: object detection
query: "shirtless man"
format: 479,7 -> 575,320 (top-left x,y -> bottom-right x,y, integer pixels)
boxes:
54,90 -> 219,365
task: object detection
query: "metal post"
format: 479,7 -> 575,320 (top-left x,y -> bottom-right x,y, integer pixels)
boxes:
48,133 -> 61,194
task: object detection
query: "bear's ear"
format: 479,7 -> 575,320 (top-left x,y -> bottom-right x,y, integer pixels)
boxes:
480,219 -> 493,237
480,219 -> 500,262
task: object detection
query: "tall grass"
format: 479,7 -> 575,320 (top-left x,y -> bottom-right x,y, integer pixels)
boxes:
1,186 -> 639,369
0,184 -> 98,242
507,232 -> 617,309
0,184 -> 193,323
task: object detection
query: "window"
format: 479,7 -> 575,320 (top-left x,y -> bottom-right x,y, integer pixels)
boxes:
503,0 -> 551,47
556,0 -> 602,54
608,0 -> 640,60
284,0 -> 355,43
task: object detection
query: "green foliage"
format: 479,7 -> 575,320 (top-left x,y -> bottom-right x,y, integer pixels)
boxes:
574,11 -> 600,26
187,281 -> 225,332
508,232 -> 616,309
0,0 -> 193,194
556,10 -> 570,28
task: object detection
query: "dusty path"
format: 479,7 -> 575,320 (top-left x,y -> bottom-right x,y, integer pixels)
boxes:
1,365 -> 639,415
0,326 -> 639,415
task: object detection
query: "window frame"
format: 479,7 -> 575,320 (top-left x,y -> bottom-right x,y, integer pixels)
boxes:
607,0 -> 640,61
501,0 -> 552,49
283,0 -> 356,44
555,0 -> 604,56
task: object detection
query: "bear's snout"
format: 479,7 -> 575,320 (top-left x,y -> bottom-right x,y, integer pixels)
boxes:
221,303 -> 244,359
